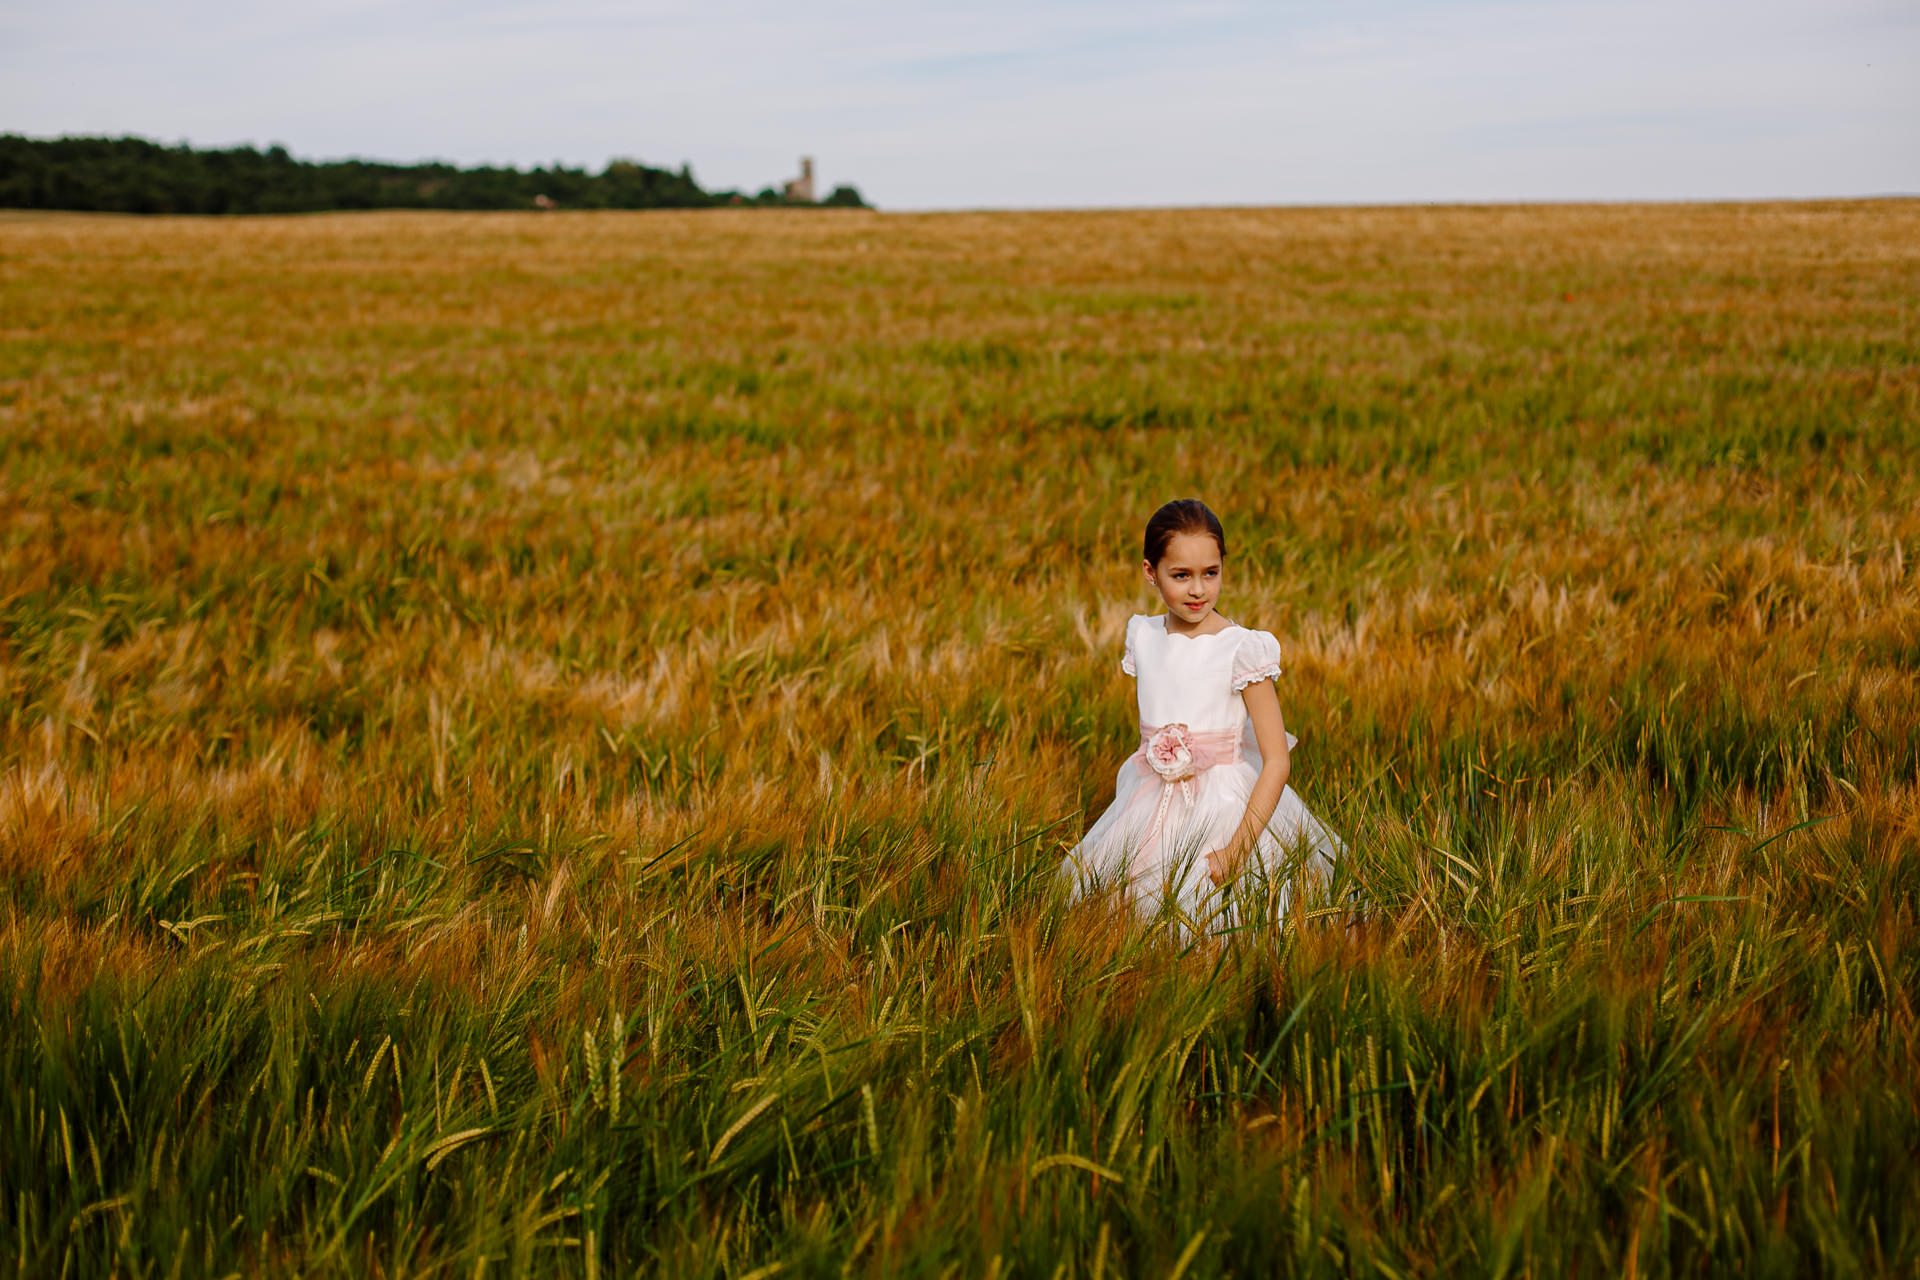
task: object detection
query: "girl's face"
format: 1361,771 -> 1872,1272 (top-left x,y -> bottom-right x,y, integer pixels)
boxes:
1144,531 -> 1223,626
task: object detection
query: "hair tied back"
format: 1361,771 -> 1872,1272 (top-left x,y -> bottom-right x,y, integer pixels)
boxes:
1144,498 -> 1226,566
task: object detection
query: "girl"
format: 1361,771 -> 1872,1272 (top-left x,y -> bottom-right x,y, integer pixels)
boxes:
1063,498 -> 1341,926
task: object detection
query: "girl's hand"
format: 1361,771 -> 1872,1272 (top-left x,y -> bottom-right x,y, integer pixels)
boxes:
1206,847 -> 1237,886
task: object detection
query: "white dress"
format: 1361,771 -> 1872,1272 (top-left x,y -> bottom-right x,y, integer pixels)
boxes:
1063,614 -> 1342,925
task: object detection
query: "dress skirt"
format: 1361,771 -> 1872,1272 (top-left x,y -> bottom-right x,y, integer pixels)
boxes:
1066,741 -> 1342,926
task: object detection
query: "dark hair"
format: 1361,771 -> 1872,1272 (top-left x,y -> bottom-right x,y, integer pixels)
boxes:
1143,498 -> 1226,566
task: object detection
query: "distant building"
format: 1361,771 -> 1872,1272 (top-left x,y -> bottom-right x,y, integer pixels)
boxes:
781,157 -> 816,204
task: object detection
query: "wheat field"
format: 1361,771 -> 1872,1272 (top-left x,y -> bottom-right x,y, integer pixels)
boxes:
1,202 -> 1917,1276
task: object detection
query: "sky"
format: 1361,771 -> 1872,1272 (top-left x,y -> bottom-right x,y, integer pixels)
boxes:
3,0 -> 1915,209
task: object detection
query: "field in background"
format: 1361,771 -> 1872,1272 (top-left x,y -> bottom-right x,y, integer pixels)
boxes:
1,203 -> 1916,1276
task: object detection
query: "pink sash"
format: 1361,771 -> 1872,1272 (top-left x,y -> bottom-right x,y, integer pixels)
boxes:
1132,723 -> 1242,846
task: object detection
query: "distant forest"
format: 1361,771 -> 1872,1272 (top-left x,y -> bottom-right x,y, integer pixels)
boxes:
0,135 -> 868,215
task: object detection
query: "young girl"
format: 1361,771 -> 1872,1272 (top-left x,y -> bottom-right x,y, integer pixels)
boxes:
1063,498 -> 1341,925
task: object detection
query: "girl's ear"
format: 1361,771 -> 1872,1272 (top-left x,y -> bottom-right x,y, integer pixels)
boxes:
1141,559 -> 1156,587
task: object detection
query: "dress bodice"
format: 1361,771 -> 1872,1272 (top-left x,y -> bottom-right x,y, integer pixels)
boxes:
1122,614 -> 1283,732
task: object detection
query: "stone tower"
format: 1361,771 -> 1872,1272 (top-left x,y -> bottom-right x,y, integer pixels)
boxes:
782,157 -> 816,203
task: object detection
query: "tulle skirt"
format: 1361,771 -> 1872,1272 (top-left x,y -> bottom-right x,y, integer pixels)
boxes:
1062,753 -> 1343,928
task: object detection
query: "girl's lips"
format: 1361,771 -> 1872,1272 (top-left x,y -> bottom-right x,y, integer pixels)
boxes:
1185,602 -> 1205,610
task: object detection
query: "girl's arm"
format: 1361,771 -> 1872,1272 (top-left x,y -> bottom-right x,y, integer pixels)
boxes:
1208,679 -> 1291,885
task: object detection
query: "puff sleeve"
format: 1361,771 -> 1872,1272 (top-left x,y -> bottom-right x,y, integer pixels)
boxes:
1120,615 -> 1139,677
1231,628 -> 1283,692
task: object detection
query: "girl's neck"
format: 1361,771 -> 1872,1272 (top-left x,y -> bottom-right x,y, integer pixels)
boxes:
1164,612 -> 1233,638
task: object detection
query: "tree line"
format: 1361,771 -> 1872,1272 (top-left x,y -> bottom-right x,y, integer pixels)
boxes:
0,135 -> 868,215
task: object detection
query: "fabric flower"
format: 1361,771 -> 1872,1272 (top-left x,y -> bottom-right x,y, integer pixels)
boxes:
1145,723 -> 1196,782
